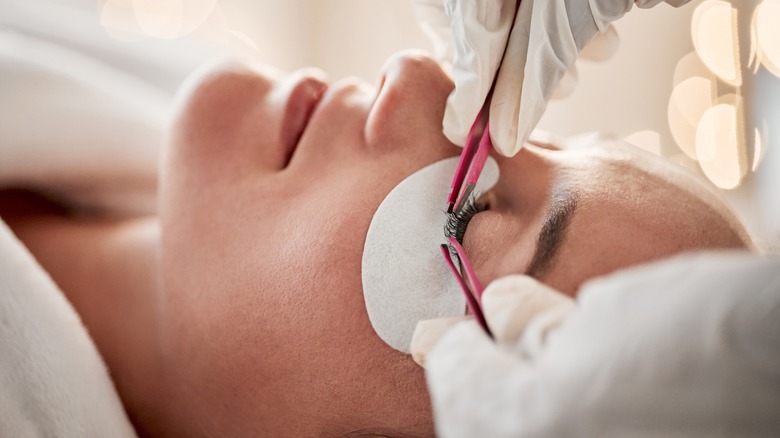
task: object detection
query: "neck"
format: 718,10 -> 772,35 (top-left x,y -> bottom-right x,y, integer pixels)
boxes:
7,214 -> 172,437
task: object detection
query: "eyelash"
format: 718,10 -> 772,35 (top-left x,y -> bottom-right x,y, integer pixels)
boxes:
444,194 -> 487,245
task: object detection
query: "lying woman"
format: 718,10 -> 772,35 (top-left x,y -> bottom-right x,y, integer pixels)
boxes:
0,50 -> 752,437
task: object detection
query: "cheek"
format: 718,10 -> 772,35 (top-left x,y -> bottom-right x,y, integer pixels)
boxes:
158,169 -> 413,422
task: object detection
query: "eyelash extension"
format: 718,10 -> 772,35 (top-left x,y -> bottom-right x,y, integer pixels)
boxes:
444,194 -> 487,246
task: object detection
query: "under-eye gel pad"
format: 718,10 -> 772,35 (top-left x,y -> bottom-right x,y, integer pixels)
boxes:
362,156 -> 500,353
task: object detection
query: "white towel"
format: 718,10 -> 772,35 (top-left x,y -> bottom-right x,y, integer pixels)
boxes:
0,28 -> 165,215
0,219 -> 137,438
0,3 -> 218,434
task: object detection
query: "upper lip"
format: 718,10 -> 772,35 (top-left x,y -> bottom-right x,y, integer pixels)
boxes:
280,75 -> 328,167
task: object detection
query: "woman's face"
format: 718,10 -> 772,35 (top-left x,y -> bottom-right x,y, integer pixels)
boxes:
161,51 -> 459,436
159,51 -> 747,436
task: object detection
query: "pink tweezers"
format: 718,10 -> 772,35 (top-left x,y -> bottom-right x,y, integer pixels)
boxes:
441,94 -> 494,337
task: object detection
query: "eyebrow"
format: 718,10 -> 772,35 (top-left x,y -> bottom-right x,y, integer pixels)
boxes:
525,187 -> 578,278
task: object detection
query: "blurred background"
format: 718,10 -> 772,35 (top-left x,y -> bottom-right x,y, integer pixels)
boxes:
1,0 -> 778,250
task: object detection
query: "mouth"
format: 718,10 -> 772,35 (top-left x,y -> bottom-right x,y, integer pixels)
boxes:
280,75 -> 328,167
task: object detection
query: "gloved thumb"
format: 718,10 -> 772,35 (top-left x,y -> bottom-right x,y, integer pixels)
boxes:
441,0 -> 516,147
410,316 -> 471,368
481,275 -> 574,347
411,0 -> 454,68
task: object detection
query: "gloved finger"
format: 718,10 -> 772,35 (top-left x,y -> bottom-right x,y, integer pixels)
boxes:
410,315 -> 471,368
491,0 -> 612,157
636,0 -> 690,8
483,0 -> 531,157
441,0 -> 516,147
425,320 -> 535,437
550,64 -> 578,100
492,0 -> 602,155
518,297 -> 575,358
481,275 -> 574,345
578,24 -> 619,62
412,0 -> 454,67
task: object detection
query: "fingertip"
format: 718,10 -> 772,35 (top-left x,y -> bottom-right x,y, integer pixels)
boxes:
489,126 -> 516,157
411,316 -> 470,367
487,108 -> 525,157
481,275 -> 573,344
442,101 -> 469,147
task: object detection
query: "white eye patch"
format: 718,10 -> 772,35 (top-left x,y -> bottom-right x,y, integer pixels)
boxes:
362,156 -> 500,353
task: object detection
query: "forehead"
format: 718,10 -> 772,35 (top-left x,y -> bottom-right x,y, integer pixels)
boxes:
558,141 -> 702,199
537,141 -> 719,290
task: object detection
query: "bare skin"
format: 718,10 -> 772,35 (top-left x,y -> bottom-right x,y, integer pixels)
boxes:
1,51 -> 751,437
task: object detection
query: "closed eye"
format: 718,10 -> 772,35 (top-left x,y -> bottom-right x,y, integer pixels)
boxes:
443,194 -> 486,245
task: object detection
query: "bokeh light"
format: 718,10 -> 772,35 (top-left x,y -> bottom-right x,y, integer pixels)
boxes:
99,0 -> 218,40
753,0 -> 780,78
133,0 -> 218,39
695,96 -> 745,189
667,1 -> 774,189
668,76 -> 714,159
691,1 -> 741,86
752,125 -> 767,171
100,0 -> 146,42
673,51 -> 713,87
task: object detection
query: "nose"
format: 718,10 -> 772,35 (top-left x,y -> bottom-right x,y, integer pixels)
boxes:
365,50 -> 456,153
377,50 -> 453,93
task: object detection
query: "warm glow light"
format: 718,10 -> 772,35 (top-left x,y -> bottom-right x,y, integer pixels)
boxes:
753,127 -> 765,171
692,1 -> 741,85
668,76 -> 714,159
754,0 -> 780,78
624,130 -> 661,156
132,0 -> 184,39
132,0 -> 217,39
673,51 -> 712,87
100,0 -> 145,42
98,0 -> 218,41
695,99 -> 745,189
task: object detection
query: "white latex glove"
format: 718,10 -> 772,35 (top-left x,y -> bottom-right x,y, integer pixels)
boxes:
411,252 -> 780,437
414,0 -> 690,156
411,275 -> 574,367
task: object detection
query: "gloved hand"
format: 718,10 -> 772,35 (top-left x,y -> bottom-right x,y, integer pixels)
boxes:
414,0 -> 690,157
410,253 -> 780,437
410,275 -> 573,367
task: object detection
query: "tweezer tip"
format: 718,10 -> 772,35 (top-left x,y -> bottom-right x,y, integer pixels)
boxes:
454,184 -> 476,213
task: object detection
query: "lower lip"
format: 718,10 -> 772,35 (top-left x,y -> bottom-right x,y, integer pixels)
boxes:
280,77 -> 327,166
